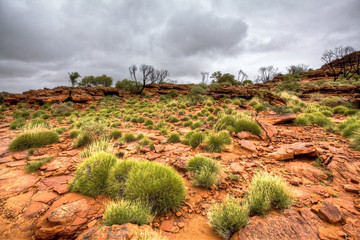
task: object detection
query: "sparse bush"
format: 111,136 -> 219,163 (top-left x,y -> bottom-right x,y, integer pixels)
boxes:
350,130 -> 360,151
69,129 -> 81,138
123,132 -> 136,142
144,119 -> 153,126
9,130 -> 59,151
80,139 -> 115,158
213,115 -> 261,136
320,96 -> 342,107
54,127 -> 66,134
344,109 -> 358,116
208,196 -> 249,239
25,156 -> 52,173
13,110 -> 30,119
205,131 -> 232,152
51,103 -> 73,116
73,131 -> 92,147
247,172 -> 293,215
69,152 -> 117,197
191,120 -> 202,129
294,114 -> 310,126
182,131 -> 205,148
333,106 -> 348,114
110,130 -> 122,139
166,115 -> 179,123
123,161 -> 186,213
167,133 -> 181,143
103,200 -> 152,226
342,122 -> 360,138
9,117 -> 26,130
186,155 -> 220,188
294,112 -> 332,127
32,110 -> 46,118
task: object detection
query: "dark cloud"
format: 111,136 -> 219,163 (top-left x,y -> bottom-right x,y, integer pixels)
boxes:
0,0 -> 359,93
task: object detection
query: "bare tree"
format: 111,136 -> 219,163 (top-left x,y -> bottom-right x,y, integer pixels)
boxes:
256,66 -> 278,83
200,72 -> 209,84
129,64 -> 170,94
321,45 -> 359,81
286,64 -> 309,75
237,69 -> 248,83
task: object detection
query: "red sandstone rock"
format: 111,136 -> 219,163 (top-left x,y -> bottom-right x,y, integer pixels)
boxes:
312,201 -> 342,224
268,142 -> 317,161
258,114 -> 297,125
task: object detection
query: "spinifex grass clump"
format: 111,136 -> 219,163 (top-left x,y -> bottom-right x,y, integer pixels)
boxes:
25,156 -> 52,173
123,161 -> 186,214
186,155 -> 220,188
350,130 -> 360,151
208,196 -> 249,239
205,130 -> 232,153
213,115 -> 261,136
80,139 -> 115,158
9,117 -> 26,130
9,130 -> 59,151
69,152 -> 117,197
167,132 -> 181,143
294,112 -> 332,127
103,200 -> 153,226
246,171 -> 293,215
182,131 -> 205,148
106,159 -> 138,199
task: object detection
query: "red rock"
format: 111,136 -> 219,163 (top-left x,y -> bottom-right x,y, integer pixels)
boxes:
24,201 -> 48,217
238,140 -> 257,152
269,142 -> 317,161
236,131 -> 261,140
47,199 -> 89,224
42,175 -> 72,188
177,222 -> 185,229
258,114 -> 297,125
343,223 -> 360,239
0,173 -> 39,197
230,162 -> 244,173
6,160 -> 27,167
160,219 -> 174,232
172,157 -> 188,171
231,209 -> 320,240
32,191 -> 59,203
343,184 -> 360,193
53,184 -> 70,195
313,201 -> 342,224
154,145 -> 164,153
4,191 -> 34,216
146,153 -> 161,160
76,223 -> 161,240
175,211 -> 182,217
12,151 -> 28,160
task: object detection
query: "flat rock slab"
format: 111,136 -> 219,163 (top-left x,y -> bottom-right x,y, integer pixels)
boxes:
0,173 -> 39,197
268,142 -> 317,161
231,209 -> 320,240
311,201 -> 342,224
258,114 -> 297,125
238,140 -> 257,152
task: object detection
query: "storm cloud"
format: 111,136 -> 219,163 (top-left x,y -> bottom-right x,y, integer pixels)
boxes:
0,0 -> 359,92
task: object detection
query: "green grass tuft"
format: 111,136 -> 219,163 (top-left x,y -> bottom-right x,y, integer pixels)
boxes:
25,156 -> 52,173
208,196 -> 249,239
205,131 -> 232,152
186,155 -> 221,188
9,130 -> 59,151
103,200 -> 153,226
246,171 -> 293,215
69,152 -> 117,197
167,133 -> 181,143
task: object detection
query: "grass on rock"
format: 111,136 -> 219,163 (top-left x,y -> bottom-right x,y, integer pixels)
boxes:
9,130 -> 59,151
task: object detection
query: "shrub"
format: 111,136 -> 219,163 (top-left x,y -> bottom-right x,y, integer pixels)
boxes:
73,131 -> 92,147
350,130 -> 360,151
106,160 -> 140,199
294,112 -> 332,127
69,152 -> 117,197
103,200 -> 152,226
247,172 -> 293,215
9,130 -> 59,151
186,155 -> 220,188
166,115 -> 179,123
191,120 -> 202,129
123,161 -> 186,213
144,119 -> 153,126
320,97 -> 342,107
69,129 -> 81,138
109,130 -> 122,139
51,103 -> 73,116
9,117 -> 26,130
13,110 -> 30,119
32,110 -> 46,118
344,109 -> 358,116
80,139 -> 115,158
167,133 -> 181,143
183,131 -> 205,148
139,137 -> 151,146
333,106 -> 348,114
25,156 -> 52,173
123,132 -> 136,142
213,115 -> 261,136
208,196 -> 249,239
342,123 -> 360,138
294,114 -> 310,126
205,131 -> 232,153
54,127 -> 66,134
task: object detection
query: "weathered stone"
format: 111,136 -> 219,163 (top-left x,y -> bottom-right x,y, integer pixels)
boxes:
343,184 -> 360,193
269,142 -> 317,161
160,219 -> 174,232
172,157 -> 188,171
0,173 -> 39,197
47,199 -> 89,224
230,162 -> 244,174
32,191 -> 59,203
312,201 -> 342,224
24,201 -> 48,217
236,131 -> 261,140
238,140 -> 257,152
231,209 -> 320,240
76,223 -> 161,240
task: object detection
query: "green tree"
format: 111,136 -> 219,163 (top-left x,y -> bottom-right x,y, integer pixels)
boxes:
95,74 -> 113,87
68,72 -> 81,87
79,75 -> 95,86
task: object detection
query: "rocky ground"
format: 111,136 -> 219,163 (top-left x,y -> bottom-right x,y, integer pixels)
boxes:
0,81 -> 360,240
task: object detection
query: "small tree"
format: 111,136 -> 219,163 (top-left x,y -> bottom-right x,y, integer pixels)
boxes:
321,45 -> 359,81
237,69 -> 248,83
94,74 -> 113,87
200,72 -> 209,84
287,64 -> 309,75
210,71 -> 222,83
128,64 -> 170,94
256,66 -> 278,83
68,72 -> 81,87
79,75 -> 95,86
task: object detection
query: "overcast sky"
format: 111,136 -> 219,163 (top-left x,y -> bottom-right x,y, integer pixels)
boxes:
1,0 -> 359,93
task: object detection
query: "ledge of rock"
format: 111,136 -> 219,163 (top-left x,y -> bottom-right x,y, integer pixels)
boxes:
76,223 -> 162,240
268,142 -> 318,161
257,114 -> 297,125
231,209 -> 322,240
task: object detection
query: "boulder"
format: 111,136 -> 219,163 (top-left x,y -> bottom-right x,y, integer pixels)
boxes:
231,209 -> 321,240
311,201 -> 342,224
268,142 -> 318,161
257,114 -> 297,125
